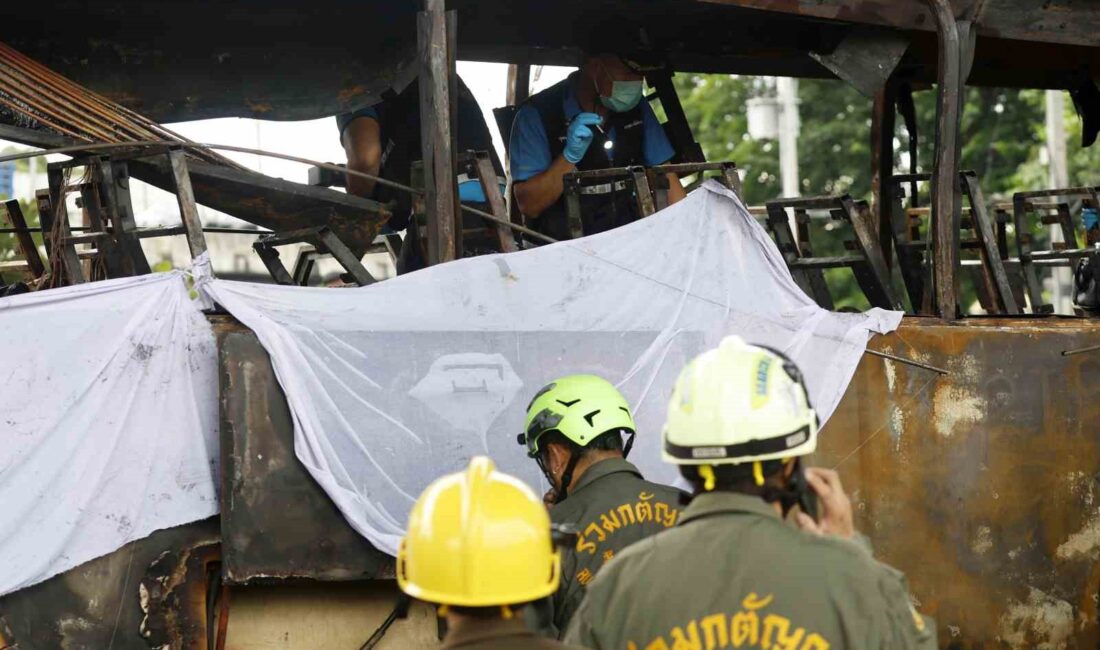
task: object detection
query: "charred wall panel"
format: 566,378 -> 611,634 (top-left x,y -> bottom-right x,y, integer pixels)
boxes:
217,322 -> 395,584
0,519 -> 220,650
818,317 -> 1100,648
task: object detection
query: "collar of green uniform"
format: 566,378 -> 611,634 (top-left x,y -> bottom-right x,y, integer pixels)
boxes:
678,491 -> 781,525
568,457 -> 642,497
441,616 -> 533,648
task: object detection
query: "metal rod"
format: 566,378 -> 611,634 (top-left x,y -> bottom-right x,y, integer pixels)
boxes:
0,226 -> 270,235
0,140 -> 560,244
865,348 -> 950,375
1061,344 -> 1100,357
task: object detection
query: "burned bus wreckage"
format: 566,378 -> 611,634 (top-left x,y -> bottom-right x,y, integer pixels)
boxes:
0,0 -> 1098,648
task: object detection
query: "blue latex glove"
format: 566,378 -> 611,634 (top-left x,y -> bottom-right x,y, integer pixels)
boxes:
563,112 -> 603,164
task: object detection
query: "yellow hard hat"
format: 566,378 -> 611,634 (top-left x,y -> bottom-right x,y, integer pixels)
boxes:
397,457 -> 560,607
663,336 -> 817,465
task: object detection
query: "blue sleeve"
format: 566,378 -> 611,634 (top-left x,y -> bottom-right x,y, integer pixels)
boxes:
509,104 -> 553,182
336,105 -> 380,139
641,102 -> 676,166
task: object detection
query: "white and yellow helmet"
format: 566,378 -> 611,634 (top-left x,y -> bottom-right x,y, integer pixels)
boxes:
663,336 -> 817,466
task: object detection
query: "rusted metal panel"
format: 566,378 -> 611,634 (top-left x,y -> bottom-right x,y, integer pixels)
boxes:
216,319 -> 395,584
819,317 -> 1100,648
701,0 -> 1100,49
0,518 -> 219,650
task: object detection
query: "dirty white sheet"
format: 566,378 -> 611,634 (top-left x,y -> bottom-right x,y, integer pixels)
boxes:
205,181 -> 902,555
0,272 -> 219,597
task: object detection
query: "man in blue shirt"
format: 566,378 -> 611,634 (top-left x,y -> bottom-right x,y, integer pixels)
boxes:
509,36 -> 685,241
337,76 -> 506,272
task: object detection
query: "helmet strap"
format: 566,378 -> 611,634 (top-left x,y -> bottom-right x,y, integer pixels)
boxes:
556,452 -> 583,504
761,457 -> 811,518
622,429 -> 636,458
698,464 -> 716,491
500,605 -> 514,620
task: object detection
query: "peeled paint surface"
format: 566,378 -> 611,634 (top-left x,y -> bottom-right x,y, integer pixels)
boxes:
818,317 -> 1100,648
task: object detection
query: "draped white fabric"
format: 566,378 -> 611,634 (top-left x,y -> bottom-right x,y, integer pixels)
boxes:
0,273 -> 219,596
204,181 -> 902,556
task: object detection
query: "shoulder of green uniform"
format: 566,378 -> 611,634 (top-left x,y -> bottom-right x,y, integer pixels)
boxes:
811,532 -> 936,641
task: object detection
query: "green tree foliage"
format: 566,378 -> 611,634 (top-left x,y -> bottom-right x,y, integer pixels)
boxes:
669,72 -> 1099,310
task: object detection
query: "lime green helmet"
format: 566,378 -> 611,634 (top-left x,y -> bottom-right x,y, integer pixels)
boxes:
518,375 -> 637,459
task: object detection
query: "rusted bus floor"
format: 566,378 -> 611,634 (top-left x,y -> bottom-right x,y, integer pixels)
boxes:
818,316 -> 1100,648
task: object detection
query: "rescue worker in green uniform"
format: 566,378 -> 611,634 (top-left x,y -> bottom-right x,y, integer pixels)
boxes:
397,456 -> 586,650
518,374 -> 685,637
565,337 -> 938,649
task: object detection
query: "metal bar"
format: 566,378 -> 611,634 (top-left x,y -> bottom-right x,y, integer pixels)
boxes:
1061,344 -> 1100,357
0,140 -> 557,245
866,349 -> 950,375
506,64 -> 531,105
1013,195 -> 1049,312
789,255 -> 867,269
961,171 -> 1020,314
1014,186 -> 1100,200
472,152 -> 518,253
630,167 -> 657,217
925,0 -> 964,319
100,160 -> 152,275
167,149 -> 210,261
46,165 -> 86,284
719,163 -> 743,195
872,80 -> 897,268
258,226 -> 327,247
645,70 -> 705,163
78,180 -> 124,278
842,197 -> 902,310
1055,203 -> 1079,249
892,172 -> 933,183
764,203 -> 833,308
2,199 -> 45,277
417,1 -> 460,265
252,243 -> 294,285
291,250 -> 319,286
317,228 -> 376,286
564,177 -> 585,240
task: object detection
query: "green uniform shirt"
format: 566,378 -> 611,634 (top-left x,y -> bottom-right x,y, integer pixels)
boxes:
548,458 -> 686,637
443,617 -> 587,649
564,491 -> 937,650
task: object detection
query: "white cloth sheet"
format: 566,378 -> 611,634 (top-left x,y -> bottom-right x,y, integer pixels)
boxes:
0,272 -> 219,596
205,181 -> 902,556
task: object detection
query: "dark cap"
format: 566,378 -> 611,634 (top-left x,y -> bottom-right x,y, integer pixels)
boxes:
581,16 -> 662,72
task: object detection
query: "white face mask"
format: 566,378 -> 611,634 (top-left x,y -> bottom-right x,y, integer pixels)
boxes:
593,62 -> 644,113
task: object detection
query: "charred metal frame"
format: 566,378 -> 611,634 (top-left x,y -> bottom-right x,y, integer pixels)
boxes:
764,194 -> 901,311
418,0 -> 461,264
924,0 -> 967,320
252,226 -> 377,287
1011,186 -> 1100,313
1,199 -> 45,279
562,162 -> 742,238
889,171 -> 1021,315
39,147 -> 208,286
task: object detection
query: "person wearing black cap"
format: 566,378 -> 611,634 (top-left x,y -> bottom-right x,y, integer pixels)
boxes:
509,26 -> 685,241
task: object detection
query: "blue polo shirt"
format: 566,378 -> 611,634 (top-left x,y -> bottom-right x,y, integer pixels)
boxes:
509,73 -> 676,182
